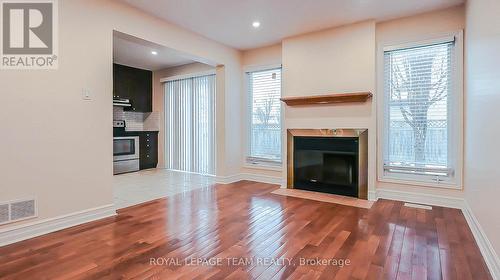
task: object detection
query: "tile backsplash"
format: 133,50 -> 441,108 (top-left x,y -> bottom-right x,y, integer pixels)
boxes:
113,107 -> 160,131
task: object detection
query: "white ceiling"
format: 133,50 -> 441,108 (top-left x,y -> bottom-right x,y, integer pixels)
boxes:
120,0 -> 464,50
113,32 -> 195,71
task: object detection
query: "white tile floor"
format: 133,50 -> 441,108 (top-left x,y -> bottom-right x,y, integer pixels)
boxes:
113,168 -> 215,209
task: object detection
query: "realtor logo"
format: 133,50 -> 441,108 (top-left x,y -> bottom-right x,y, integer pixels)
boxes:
1,0 -> 58,69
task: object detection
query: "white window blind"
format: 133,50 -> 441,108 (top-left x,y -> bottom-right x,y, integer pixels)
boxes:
247,68 -> 282,164
383,40 -> 456,180
164,74 -> 216,175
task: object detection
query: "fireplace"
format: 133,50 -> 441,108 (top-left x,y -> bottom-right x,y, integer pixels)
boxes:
287,129 -> 368,199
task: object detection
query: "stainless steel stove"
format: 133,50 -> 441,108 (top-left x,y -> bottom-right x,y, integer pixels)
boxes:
113,120 -> 139,174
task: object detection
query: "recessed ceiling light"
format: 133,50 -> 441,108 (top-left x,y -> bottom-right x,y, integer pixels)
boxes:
151,51 -> 158,55
252,21 -> 260,28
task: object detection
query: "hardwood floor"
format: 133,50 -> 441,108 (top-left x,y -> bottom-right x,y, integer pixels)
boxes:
0,181 -> 491,279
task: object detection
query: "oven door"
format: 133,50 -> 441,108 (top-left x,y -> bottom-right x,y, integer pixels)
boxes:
113,136 -> 139,161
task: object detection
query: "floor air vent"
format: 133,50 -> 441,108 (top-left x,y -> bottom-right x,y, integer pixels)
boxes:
0,199 -> 37,225
403,202 -> 432,210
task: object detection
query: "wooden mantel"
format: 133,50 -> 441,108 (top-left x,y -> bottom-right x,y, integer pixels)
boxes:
280,92 -> 372,106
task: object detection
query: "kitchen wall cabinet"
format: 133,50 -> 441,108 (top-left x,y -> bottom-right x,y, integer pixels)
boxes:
113,63 -> 152,112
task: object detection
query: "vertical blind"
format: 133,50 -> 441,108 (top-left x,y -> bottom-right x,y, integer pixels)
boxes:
164,74 -> 216,175
383,41 -> 454,176
247,68 -> 282,163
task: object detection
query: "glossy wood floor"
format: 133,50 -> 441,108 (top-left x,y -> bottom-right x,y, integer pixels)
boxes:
0,181 -> 491,280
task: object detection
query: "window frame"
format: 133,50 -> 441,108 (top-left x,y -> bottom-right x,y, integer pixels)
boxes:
244,64 -> 283,170
377,31 -> 464,189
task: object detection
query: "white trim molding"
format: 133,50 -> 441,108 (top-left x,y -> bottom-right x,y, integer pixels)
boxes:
462,203 -> 500,280
243,164 -> 282,172
0,204 -> 116,247
383,35 -> 456,52
374,188 -> 465,209
215,174 -> 243,184
215,173 -> 282,185
240,173 -> 283,185
368,190 -> 378,201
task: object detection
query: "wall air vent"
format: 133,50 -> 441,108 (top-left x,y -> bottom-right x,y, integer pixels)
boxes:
0,199 -> 37,225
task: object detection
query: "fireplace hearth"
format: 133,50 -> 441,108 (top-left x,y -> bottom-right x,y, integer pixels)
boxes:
287,129 -> 368,199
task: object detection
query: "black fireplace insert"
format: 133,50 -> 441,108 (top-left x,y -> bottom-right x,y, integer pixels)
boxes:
293,136 -> 359,197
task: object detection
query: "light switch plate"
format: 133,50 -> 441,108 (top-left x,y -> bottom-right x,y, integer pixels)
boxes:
82,88 -> 92,100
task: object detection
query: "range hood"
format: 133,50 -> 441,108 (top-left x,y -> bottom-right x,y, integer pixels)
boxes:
113,97 -> 132,107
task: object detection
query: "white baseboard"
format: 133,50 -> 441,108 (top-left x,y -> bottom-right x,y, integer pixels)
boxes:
374,188 -> 465,209
239,173 -> 283,185
215,173 -> 282,185
368,190 -> 377,201
0,204 -> 116,247
462,203 -> 500,280
215,174 -> 243,184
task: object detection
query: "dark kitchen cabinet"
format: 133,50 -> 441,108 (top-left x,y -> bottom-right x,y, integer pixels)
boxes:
139,132 -> 158,170
113,63 -> 152,112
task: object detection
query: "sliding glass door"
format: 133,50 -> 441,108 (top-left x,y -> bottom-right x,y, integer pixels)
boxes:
164,74 -> 216,175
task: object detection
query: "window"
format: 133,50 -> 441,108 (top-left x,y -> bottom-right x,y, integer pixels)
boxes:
381,35 -> 462,186
164,74 -> 216,175
246,67 -> 282,166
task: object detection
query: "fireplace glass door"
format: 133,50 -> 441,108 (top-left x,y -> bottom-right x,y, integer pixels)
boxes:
293,137 -> 359,197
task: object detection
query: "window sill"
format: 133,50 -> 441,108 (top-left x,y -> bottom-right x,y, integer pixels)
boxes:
243,162 -> 282,172
378,176 -> 462,190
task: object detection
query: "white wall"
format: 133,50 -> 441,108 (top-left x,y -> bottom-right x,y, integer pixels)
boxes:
0,0 -> 241,231
465,0 -> 500,259
282,20 -> 377,193
242,44 -> 282,68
